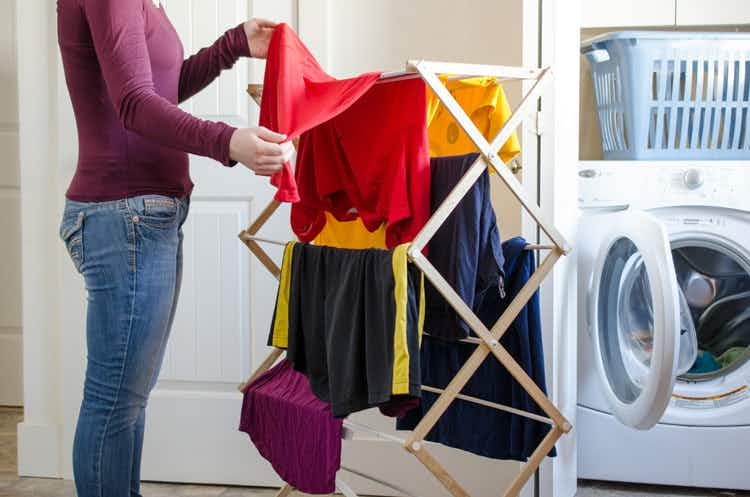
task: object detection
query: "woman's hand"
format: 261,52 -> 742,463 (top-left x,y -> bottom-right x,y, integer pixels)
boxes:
244,18 -> 277,59
229,126 -> 293,176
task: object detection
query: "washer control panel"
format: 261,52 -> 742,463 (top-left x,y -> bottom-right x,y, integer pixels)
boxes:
578,161 -> 750,210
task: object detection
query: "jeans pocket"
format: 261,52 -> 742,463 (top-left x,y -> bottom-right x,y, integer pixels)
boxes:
136,196 -> 179,228
59,211 -> 85,272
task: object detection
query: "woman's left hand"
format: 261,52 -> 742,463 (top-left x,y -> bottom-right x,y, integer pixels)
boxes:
244,18 -> 278,59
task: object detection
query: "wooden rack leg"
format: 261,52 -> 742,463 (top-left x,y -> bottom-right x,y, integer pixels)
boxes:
274,483 -> 295,497
405,444 -> 470,497
502,427 -> 564,497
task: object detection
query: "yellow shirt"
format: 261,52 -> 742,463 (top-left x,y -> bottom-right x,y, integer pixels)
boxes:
313,212 -> 386,249
314,77 -> 520,247
426,76 -> 521,162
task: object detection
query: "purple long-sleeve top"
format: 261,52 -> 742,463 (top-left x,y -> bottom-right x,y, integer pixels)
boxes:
57,0 -> 251,201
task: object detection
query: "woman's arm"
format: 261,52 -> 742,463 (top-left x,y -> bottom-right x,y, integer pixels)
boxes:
178,19 -> 277,103
178,23 -> 250,103
83,0 -> 235,164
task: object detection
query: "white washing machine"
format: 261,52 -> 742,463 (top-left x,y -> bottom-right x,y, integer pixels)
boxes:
577,161 -> 750,490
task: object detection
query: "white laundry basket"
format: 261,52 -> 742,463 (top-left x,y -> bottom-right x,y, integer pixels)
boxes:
582,31 -> 750,160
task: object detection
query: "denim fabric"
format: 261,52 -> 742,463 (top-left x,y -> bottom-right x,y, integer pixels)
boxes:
59,194 -> 189,497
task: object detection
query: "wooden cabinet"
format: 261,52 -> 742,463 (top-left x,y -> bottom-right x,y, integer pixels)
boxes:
676,0 -> 750,25
581,0 -> 674,28
583,0 -> 750,28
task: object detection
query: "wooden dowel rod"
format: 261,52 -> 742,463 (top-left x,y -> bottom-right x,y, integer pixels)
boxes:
524,244 -> 555,251
343,420 -> 406,445
242,238 -> 282,279
406,445 -> 471,497
421,386 -> 553,425
408,60 -> 543,80
240,234 -> 289,247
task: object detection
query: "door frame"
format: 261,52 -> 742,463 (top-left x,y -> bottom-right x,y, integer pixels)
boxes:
537,0 -> 581,496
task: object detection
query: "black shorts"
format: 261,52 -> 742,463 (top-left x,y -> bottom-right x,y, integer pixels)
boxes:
269,242 -> 423,417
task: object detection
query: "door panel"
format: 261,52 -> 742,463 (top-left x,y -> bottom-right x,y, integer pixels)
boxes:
587,209 -> 685,429
139,0 -> 296,486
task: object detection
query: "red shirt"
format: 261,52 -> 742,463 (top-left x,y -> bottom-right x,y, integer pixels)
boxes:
260,24 -> 431,247
292,79 -> 431,248
58,0 -> 250,201
260,24 -> 380,203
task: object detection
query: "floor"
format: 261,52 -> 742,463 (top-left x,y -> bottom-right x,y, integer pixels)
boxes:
1,407 -> 748,497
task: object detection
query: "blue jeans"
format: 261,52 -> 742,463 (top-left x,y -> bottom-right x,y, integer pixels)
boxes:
59,195 -> 189,497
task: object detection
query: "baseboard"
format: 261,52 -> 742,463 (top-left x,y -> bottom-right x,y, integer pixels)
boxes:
17,421 -> 62,477
0,333 -> 22,406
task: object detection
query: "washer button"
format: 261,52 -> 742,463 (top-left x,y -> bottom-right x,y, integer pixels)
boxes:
683,169 -> 704,190
132,215 -> 140,224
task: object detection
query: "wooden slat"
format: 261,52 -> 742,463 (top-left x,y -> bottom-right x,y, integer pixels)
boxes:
242,238 -> 282,279
246,199 -> 281,235
238,347 -> 284,393
488,68 -> 551,156
406,445 -> 471,497
247,83 -> 263,106
273,484 -> 295,497
502,427 -> 564,497
409,157 -> 488,254
405,342 -> 493,445
489,250 -> 559,342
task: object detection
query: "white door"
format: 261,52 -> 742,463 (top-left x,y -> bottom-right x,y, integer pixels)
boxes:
586,209 -> 697,430
136,0 -> 297,486
54,0 -> 299,487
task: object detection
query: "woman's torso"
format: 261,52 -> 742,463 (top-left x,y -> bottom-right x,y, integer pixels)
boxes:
57,0 -> 192,201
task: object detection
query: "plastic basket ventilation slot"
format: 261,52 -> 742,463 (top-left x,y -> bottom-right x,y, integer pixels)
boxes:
647,59 -> 750,152
593,67 -> 629,153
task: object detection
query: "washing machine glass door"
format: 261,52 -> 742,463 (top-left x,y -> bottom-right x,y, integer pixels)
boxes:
589,209 -> 684,430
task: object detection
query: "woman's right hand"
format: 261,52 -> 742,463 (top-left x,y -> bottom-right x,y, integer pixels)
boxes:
229,126 -> 293,176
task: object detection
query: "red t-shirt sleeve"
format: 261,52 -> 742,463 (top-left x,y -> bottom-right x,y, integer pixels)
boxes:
82,0 -> 236,165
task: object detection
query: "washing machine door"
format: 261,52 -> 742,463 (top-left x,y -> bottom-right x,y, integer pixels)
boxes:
588,209 -> 684,430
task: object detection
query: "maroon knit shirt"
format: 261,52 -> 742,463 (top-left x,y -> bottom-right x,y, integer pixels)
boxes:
57,0 -> 250,201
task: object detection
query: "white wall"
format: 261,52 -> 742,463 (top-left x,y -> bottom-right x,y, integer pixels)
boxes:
328,0 -> 526,238
0,0 -> 23,407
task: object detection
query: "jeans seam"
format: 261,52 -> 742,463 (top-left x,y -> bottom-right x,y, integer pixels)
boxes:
93,213 -> 138,497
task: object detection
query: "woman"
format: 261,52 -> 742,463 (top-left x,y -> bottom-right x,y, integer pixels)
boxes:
56,1 -> 286,495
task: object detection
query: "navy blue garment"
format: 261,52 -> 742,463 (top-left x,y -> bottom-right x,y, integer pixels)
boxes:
397,237 -> 556,462
425,153 -> 504,341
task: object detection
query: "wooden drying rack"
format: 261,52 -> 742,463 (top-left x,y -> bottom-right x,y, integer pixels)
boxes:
237,60 -> 572,497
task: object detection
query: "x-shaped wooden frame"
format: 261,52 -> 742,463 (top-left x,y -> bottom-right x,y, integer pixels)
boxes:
238,62 -> 572,497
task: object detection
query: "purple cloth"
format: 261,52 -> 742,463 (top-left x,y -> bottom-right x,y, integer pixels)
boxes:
57,0 -> 251,202
239,359 -> 343,494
